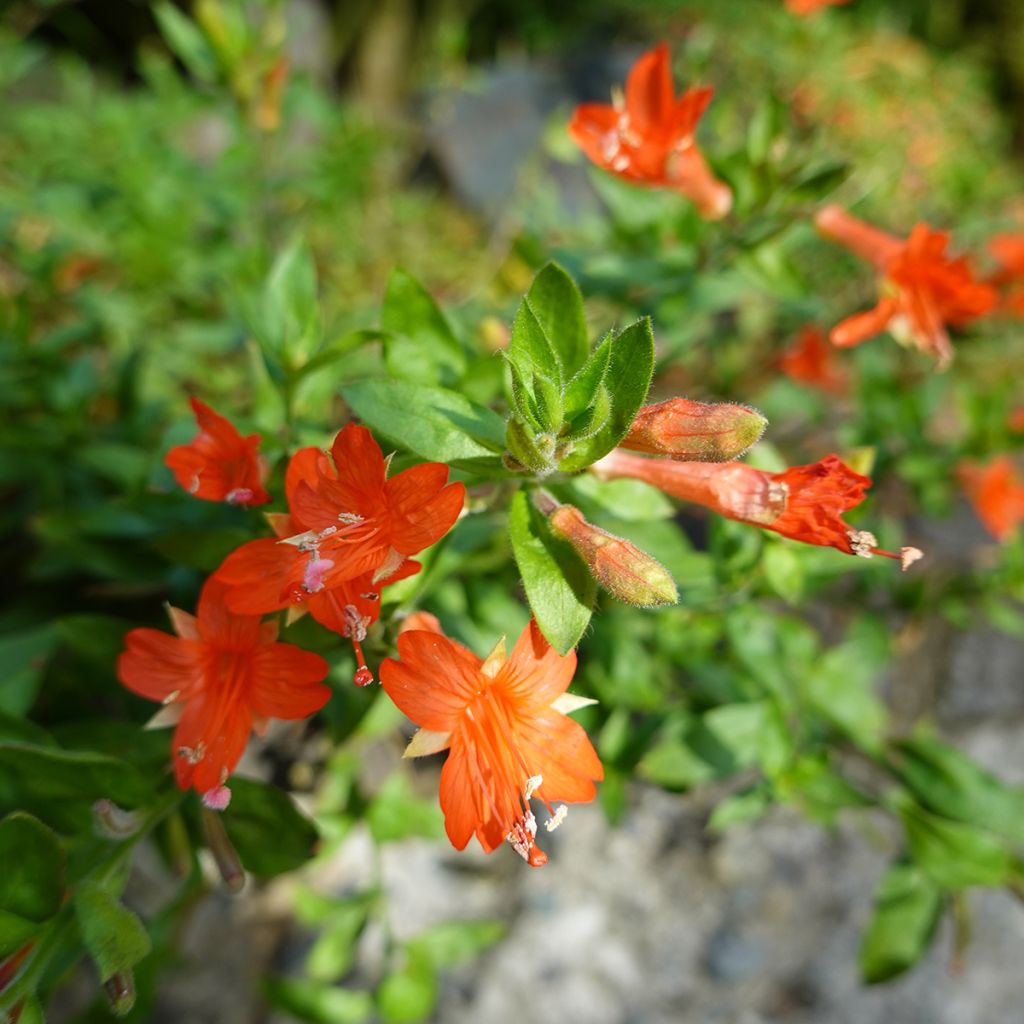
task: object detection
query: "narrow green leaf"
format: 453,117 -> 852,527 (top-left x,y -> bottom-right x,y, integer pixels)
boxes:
153,2 -> 219,82
221,777 -> 319,877
0,812 -> 65,956
263,978 -> 373,1024
892,735 -> 1024,846
558,318 -> 654,472
406,920 -> 504,971
525,263 -> 590,377
707,787 -> 772,833
73,880 -> 151,986
859,864 -> 941,983
508,490 -> 594,655
508,299 -> 560,388
563,331 -> 612,419
381,268 -> 465,385
367,774 -> 443,844
531,372 -> 564,433
377,952 -> 438,1024
341,379 -> 505,468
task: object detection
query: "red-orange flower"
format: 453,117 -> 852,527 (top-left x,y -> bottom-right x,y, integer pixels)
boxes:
255,444 -> 421,685
165,397 -> 270,506
815,205 -> 997,368
215,423 -> 464,624
593,448 -> 921,567
380,620 -> 603,866
958,457 -> 1024,541
988,234 -> 1024,316
780,325 -> 849,395
568,43 -> 732,220
117,577 -> 330,805
785,0 -> 851,14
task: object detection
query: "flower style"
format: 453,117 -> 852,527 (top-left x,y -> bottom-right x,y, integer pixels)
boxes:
620,397 -> 767,461
785,0 -> 851,14
380,619 -> 603,866
568,43 -> 732,220
592,448 -> 921,568
117,577 -> 330,806
958,457 -> 1024,541
987,234 -> 1024,316
165,397 -> 271,506
780,325 -> 850,395
815,205 -> 997,368
215,424 -> 464,657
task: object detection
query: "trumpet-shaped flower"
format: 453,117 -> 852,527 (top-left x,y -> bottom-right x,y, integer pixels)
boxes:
165,397 -> 270,506
569,43 -> 732,220
380,620 -> 603,866
958,457 -> 1024,541
117,577 -> 330,804
815,205 -> 997,368
593,449 -> 921,568
215,424 -> 464,631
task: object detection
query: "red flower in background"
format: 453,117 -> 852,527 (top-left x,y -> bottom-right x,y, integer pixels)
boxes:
165,397 -> 270,507
987,234 -> 1024,316
958,457 -> 1024,541
785,0 -> 851,14
215,424 -> 463,676
381,620 -> 603,866
117,578 -> 330,806
593,448 -> 921,568
780,325 -> 850,395
568,43 -> 733,220
815,205 -> 997,369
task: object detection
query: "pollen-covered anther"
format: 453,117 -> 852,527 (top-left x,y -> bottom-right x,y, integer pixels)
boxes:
900,546 -> 924,571
303,557 -> 335,594
343,604 -> 370,642
848,529 -> 878,558
507,810 -> 539,862
177,741 -> 206,765
189,475 -> 201,494
337,511 -> 364,525
162,689 -> 181,705
545,804 -> 568,832
523,774 -> 543,801
225,487 -> 255,505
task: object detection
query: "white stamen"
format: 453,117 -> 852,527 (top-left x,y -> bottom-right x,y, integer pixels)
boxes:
545,805 -> 568,832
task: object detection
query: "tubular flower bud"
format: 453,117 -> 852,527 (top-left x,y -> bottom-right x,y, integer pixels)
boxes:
592,449 -> 922,569
621,398 -> 767,461
814,205 -> 997,368
541,498 -> 678,608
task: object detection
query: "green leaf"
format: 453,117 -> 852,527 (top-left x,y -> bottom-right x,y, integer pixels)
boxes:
264,978 -> 373,1024
525,263 -> 590,377
367,774 -> 443,844
707,787 -> 772,833
775,756 -> 871,825
892,735 -> 1024,846
859,864 -> 942,983
508,300 -> 561,389
382,269 -> 465,385
341,379 -> 505,469
259,236 -> 322,369
563,332 -> 612,420
0,812 -> 65,956
73,880 -> 151,987
558,318 -> 654,472
306,895 -> 376,983
566,475 -> 674,522
899,800 -> 1012,890
761,543 -> 804,605
377,952 -> 438,1024
508,490 -> 594,655
153,2 -> 219,83
221,777 -> 320,877
531,372 -> 564,434
703,700 -> 790,776
0,625 -> 57,716
405,920 -> 504,971
0,743 -> 152,817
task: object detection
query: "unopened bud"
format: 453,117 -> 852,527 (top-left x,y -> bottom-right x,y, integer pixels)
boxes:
93,800 -> 141,839
544,499 -> 678,607
621,398 -> 767,461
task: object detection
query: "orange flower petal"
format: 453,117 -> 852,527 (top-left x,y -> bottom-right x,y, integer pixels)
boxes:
117,629 -> 197,703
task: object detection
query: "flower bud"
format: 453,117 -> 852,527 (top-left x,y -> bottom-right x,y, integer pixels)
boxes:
621,398 -> 767,461
104,971 -> 136,1017
541,498 -> 678,607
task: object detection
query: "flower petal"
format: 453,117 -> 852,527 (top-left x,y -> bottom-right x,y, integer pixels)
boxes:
499,620 -> 578,712
216,537 -> 301,614
117,629 -> 199,703
625,43 -> 674,137
249,644 -> 330,719
379,631 -> 481,733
